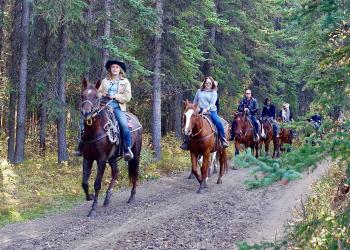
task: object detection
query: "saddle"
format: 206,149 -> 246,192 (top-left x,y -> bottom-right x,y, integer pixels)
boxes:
100,98 -> 142,160
202,114 -> 229,151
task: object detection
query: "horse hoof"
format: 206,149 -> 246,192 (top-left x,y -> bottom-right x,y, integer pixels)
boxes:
217,179 -> 223,184
88,210 -> 97,218
86,194 -> 94,201
103,199 -> 110,207
127,196 -> 135,204
213,170 -> 218,174
197,188 -> 203,194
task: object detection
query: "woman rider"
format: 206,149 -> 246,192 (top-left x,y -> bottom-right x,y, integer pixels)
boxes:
98,60 -> 134,161
180,76 -> 229,150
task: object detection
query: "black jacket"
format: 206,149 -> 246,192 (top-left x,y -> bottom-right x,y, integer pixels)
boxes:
262,104 -> 276,119
238,97 -> 258,116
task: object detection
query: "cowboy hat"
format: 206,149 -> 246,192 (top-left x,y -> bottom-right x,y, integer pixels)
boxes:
105,60 -> 127,72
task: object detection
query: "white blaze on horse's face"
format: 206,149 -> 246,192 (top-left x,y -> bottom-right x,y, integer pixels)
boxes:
184,108 -> 194,136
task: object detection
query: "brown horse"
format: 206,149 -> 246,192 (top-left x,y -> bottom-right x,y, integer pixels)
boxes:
259,119 -> 280,158
183,101 -> 228,193
275,118 -> 293,152
232,111 -> 259,158
80,78 -> 142,218
279,126 -> 293,152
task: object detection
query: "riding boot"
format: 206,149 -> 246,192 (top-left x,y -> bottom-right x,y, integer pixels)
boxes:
220,137 -> 229,148
73,141 -> 84,157
180,135 -> 189,150
253,130 -> 260,142
124,147 -> 134,161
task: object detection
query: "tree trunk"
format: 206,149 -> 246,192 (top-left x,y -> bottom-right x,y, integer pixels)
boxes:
201,3 -> 217,76
174,91 -> 183,138
13,0 -> 31,164
6,0 -> 21,162
57,23 -> 69,163
0,0 -> 5,64
39,95 -> 47,153
152,0 -> 163,159
100,0 -> 111,79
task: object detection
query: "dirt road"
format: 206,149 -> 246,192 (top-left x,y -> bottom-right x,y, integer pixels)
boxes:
0,160 -> 330,250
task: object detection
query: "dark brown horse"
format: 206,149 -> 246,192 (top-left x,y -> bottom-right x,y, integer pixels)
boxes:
80,78 -> 142,218
183,101 -> 228,193
232,111 -> 259,158
259,119 -> 280,158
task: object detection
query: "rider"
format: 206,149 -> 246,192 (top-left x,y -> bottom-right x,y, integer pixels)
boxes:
278,103 -> 293,122
231,89 -> 260,142
261,97 -> 279,138
98,59 -> 134,161
308,113 -> 322,130
180,76 -> 229,150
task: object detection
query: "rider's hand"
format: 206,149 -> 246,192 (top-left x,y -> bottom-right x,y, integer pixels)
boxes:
244,107 -> 249,112
105,94 -> 111,99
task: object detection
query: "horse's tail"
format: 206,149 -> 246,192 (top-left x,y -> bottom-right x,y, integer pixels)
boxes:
128,128 -> 142,184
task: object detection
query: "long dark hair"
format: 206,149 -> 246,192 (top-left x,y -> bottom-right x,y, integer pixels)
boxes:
200,76 -> 217,91
264,97 -> 271,106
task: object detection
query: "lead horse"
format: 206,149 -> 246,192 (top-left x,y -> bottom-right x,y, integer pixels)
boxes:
183,101 -> 228,193
80,78 -> 142,218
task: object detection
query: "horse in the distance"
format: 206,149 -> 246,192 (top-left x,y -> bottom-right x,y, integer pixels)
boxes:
80,78 -> 142,218
259,118 -> 279,158
232,111 -> 259,158
277,118 -> 293,153
183,101 -> 228,193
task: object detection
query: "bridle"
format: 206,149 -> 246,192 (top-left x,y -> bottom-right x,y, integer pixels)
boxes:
81,97 -> 101,126
183,109 -> 205,138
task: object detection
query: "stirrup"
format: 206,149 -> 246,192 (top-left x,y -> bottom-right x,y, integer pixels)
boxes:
124,147 -> 134,161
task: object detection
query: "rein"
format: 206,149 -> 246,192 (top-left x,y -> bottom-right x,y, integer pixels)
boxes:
189,113 -> 214,141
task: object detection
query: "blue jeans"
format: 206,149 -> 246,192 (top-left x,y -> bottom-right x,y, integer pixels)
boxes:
109,100 -> 131,151
249,115 -> 259,136
210,111 -> 225,139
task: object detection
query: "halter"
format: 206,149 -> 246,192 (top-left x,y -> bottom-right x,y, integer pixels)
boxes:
81,98 -> 101,126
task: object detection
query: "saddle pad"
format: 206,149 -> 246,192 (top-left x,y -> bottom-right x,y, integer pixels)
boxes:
124,112 -> 142,132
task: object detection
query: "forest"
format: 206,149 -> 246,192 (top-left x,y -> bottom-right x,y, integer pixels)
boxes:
0,0 -> 349,248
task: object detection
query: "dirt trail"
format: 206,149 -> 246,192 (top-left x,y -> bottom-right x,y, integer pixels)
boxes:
0,160 -> 330,250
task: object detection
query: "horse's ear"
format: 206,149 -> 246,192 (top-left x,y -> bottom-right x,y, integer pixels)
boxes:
82,77 -> 88,88
95,80 -> 101,90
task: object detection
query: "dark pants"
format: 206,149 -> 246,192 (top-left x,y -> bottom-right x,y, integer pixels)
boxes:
250,115 -> 259,136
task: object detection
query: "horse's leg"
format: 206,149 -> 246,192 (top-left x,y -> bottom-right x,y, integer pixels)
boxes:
82,158 -> 94,201
213,152 -> 218,174
255,142 -> 259,158
234,141 -> 240,156
198,151 -> 210,193
217,149 -> 227,184
103,158 -> 119,206
127,134 -> 141,204
88,158 -> 107,218
265,139 -> 269,157
190,152 -> 201,184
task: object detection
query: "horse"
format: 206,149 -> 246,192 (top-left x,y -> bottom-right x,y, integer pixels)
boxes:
278,124 -> 293,152
183,100 -> 228,193
232,111 -> 259,158
259,118 -> 280,158
80,78 -> 142,218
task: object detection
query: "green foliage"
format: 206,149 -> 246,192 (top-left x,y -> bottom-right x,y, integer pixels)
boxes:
289,161 -> 350,248
236,241 -> 286,250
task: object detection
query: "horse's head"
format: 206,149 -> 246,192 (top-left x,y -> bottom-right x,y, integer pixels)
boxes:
232,111 -> 249,137
182,100 -> 200,136
80,78 -> 101,121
